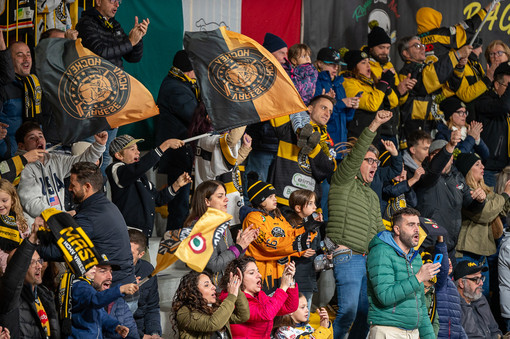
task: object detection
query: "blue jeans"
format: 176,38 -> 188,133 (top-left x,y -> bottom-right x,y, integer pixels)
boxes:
456,252 -> 490,298
333,253 -> 369,339
244,150 -> 276,182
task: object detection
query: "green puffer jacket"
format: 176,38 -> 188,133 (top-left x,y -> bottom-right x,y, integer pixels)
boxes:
327,127 -> 385,253
176,292 -> 250,339
457,191 -> 510,256
367,232 -> 435,339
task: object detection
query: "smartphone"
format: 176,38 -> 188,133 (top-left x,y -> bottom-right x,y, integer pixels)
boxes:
355,91 -> 363,98
433,254 -> 443,264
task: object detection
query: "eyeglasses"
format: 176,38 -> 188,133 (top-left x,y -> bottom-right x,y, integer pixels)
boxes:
30,258 -> 44,267
408,43 -> 425,50
364,158 -> 381,166
464,276 -> 485,284
454,110 -> 469,117
109,0 -> 122,4
489,50 -> 507,58
498,81 -> 509,88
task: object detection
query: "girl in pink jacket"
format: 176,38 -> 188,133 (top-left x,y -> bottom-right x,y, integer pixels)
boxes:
219,256 -> 299,339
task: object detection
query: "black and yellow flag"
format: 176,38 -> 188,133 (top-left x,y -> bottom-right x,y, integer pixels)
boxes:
40,208 -> 103,276
35,38 -> 159,144
184,27 -> 307,132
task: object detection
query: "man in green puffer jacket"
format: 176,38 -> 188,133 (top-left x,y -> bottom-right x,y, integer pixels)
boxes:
367,207 -> 440,339
327,109 -> 392,339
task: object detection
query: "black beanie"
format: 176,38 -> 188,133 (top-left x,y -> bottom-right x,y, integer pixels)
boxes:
368,26 -> 391,48
344,50 -> 369,71
455,153 -> 481,177
263,33 -> 287,53
173,50 -> 193,72
439,96 -> 465,121
247,180 -> 276,207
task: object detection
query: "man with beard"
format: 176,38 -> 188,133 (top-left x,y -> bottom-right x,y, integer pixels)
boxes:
454,261 -> 501,338
18,250 -> 60,338
361,26 -> 417,144
366,208 -> 440,339
71,262 -> 139,338
37,162 -> 136,293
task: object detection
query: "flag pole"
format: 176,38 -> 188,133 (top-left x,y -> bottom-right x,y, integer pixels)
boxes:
469,0 -> 501,46
182,132 -> 215,143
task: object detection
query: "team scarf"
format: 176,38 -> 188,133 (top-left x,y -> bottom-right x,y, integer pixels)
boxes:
15,73 -> 42,120
33,291 -> 51,337
38,208 -> 103,276
168,66 -> 201,101
0,214 -> 22,252
58,271 -> 74,337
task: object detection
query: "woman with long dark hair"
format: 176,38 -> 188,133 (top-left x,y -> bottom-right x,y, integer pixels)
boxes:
172,270 -> 249,338
219,256 -> 299,339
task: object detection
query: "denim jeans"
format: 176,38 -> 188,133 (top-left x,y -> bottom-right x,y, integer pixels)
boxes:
333,253 -> 369,339
244,150 -> 276,182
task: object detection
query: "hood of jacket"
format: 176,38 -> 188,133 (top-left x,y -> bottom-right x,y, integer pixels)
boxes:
416,7 -> 442,34
370,230 -> 419,262
402,150 -> 419,171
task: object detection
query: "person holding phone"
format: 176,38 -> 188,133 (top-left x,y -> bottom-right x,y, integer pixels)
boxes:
367,207 -> 440,339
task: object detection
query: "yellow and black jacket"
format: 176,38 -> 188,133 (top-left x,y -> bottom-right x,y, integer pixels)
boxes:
398,50 -> 464,137
343,71 -> 399,139
269,116 -> 336,208
456,56 -> 491,104
417,7 -> 487,63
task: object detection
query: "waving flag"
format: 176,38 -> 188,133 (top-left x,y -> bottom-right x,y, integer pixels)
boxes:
184,26 -> 306,132
147,207 -> 232,280
34,38 -> 159,144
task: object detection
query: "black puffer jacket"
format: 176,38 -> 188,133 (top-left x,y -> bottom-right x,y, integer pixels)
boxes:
0,240 -> 36,338
19,284 -> 60,338
76,8 -> 143,69
473,87 -> 510,172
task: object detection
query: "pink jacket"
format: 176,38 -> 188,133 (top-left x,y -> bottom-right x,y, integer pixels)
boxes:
221,285 -> 299,339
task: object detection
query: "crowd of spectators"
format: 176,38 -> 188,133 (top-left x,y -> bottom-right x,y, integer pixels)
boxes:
2,0 -> 510,338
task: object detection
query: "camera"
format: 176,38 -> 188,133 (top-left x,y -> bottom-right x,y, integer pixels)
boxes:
314,254 -> 334,272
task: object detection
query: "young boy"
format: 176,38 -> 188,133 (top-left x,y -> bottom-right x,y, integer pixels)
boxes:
106,135 -> 191,238
128,229 -> 161,338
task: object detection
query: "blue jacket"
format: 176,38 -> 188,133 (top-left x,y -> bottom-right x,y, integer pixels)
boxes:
315,71 -> 355,158
435,241 -> 468,339
133,259 -> 161,337
104,298 -> 138,339
70,279 -> 124,339
434,122 -> 490,161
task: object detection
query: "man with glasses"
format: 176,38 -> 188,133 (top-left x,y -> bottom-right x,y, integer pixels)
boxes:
454,261 -> 501,338
397,35 -> 471,139
19,250 -> 60,338
473,61 -> 510,187
327,110 -> 393,339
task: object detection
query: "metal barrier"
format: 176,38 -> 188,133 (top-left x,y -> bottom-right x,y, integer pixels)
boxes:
1,0 -> 94,47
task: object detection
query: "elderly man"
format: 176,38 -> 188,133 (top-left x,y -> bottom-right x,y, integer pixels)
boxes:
367,207 -> 439,339
454,261 -> 501,338
327,109 -> 392,339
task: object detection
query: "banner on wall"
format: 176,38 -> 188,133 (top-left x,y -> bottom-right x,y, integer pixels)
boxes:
304,0 -> 510,69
